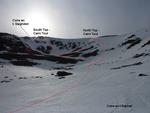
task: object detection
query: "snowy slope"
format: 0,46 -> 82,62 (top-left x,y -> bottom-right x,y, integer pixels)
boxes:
0,28 -> 150,113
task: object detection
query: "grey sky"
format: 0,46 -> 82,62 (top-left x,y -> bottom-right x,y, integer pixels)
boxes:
0,0 -> 150,38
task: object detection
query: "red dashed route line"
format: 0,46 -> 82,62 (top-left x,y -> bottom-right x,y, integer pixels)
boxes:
8,37 -> 101,113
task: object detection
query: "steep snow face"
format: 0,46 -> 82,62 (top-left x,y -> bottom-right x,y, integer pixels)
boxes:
0,33 -> 100,65
20,36 -> 98,55
0,28 -> 150,113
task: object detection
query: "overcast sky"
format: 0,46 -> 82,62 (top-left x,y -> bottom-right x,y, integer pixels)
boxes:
0,0 -> 150,38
